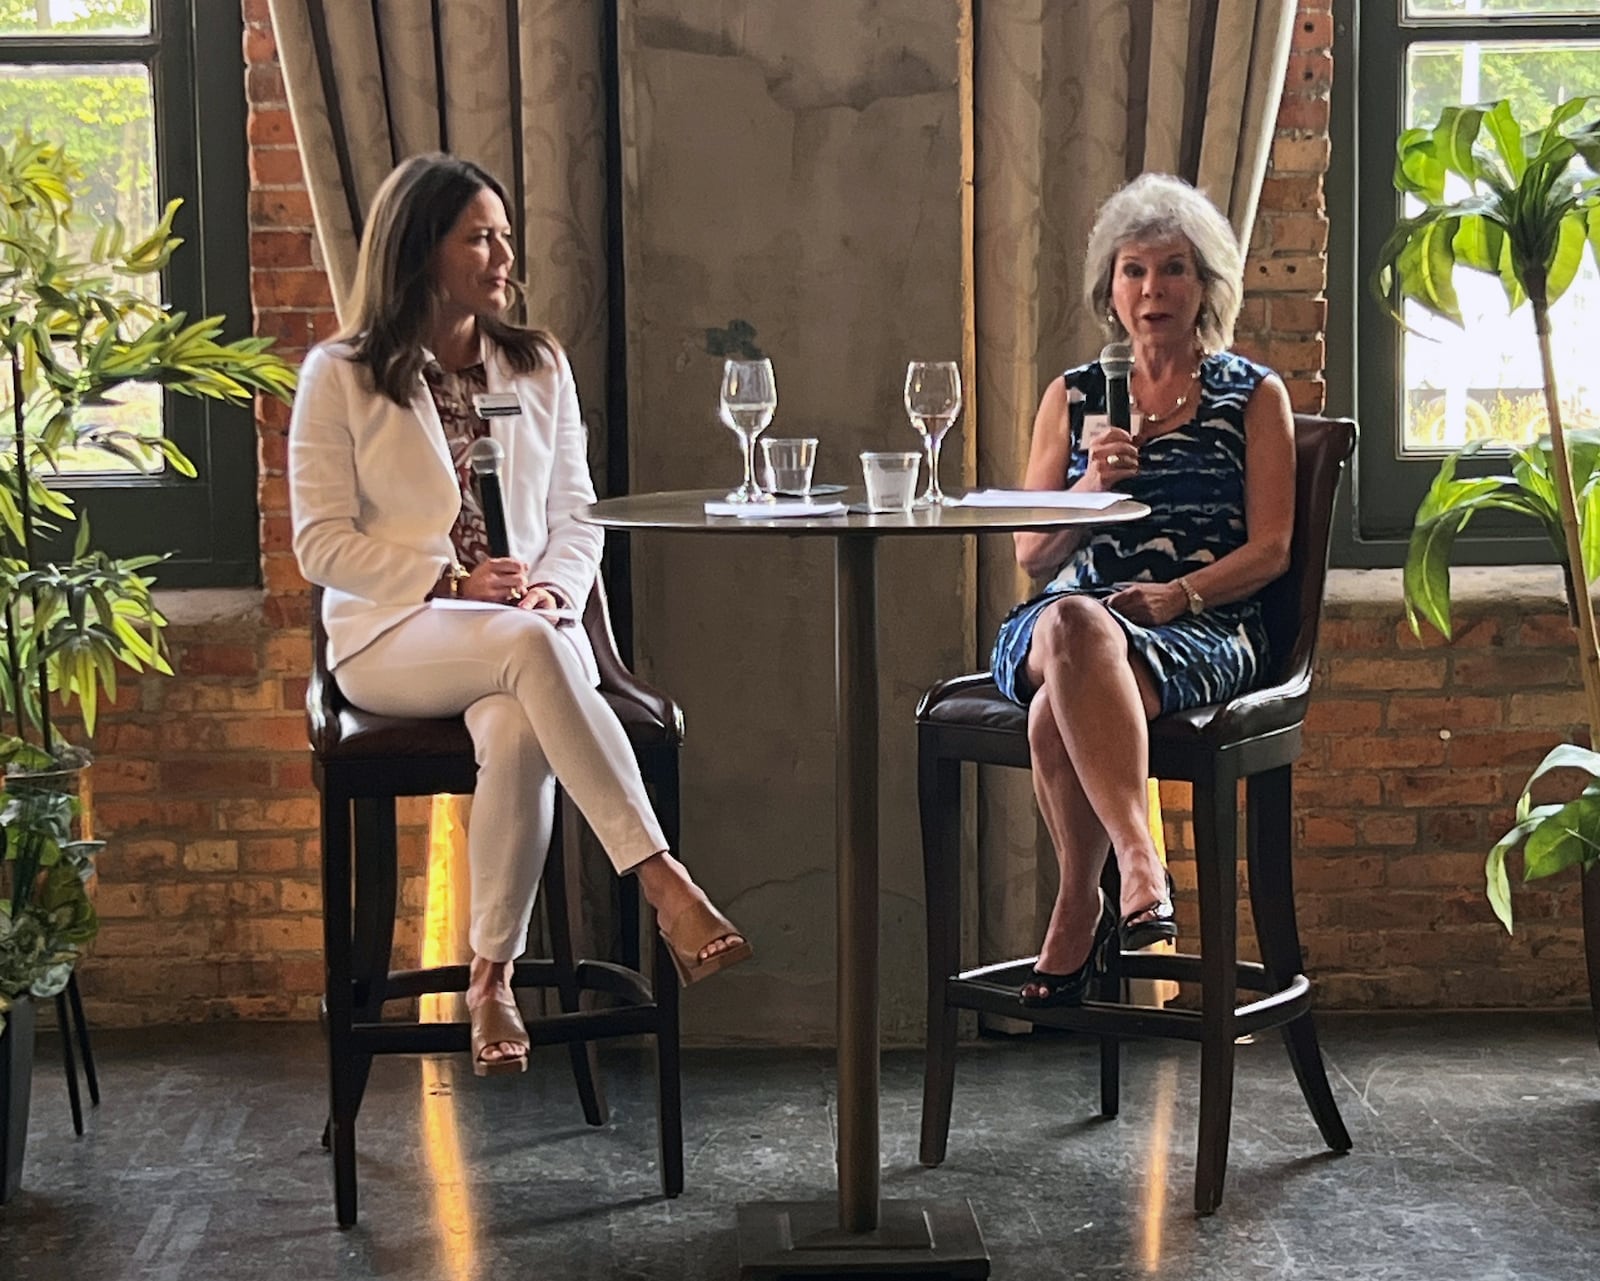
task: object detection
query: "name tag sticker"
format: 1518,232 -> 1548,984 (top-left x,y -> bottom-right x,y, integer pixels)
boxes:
472,392 -> 522,419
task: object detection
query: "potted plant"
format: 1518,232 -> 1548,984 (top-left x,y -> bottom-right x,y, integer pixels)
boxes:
0,133 -> 295,1199
1374,95 -> 1600,1033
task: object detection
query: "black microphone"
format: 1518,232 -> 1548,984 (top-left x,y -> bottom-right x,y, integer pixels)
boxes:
1100,341 -> 1135,435
467,437 -> 511,557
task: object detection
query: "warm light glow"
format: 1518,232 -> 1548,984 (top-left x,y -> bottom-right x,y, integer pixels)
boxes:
420,795 -> 475,1277
1139,1057 -> 1178,1270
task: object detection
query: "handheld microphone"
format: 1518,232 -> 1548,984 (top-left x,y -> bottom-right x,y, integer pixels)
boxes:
1100,341 -> 1135,435
467,436 -> 511,557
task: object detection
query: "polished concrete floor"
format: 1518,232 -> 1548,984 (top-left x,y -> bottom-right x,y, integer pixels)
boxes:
2,1012 -> 1597,1280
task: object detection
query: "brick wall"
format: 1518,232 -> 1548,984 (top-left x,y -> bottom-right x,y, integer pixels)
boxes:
64,0 -> 1592,1029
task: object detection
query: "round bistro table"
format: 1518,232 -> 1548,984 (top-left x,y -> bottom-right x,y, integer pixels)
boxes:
577,488 -> 1151,1279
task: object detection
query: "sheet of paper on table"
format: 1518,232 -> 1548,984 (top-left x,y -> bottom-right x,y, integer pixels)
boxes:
703,499 -> 848,519
430,598 -> 579,622
956,489 -> 1130,510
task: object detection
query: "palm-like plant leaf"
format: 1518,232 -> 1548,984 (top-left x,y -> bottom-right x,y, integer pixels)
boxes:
1382,98 -> 1600,928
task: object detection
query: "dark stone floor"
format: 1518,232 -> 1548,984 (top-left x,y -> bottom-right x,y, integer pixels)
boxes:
2,1012 -> 1597,1280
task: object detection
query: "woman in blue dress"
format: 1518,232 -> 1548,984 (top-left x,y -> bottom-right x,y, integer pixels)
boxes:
993,174 -> 1296,1006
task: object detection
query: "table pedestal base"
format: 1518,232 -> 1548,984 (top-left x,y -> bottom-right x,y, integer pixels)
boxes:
736,1199 -> 989,1278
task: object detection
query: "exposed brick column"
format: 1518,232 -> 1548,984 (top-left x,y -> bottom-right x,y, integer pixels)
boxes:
1234,0 -> 1331,414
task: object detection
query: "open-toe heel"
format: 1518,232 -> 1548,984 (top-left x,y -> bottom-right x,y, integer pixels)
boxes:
469,994 -> 530,1077
1019,893 -> 1116,1009
659,898 -> 754,986
1120,867 -> 1177,951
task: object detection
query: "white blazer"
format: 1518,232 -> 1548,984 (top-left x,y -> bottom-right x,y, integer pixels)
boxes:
288,336 -> 604,682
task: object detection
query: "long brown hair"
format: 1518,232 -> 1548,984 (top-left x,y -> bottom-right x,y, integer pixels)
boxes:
337,153 -> 552,405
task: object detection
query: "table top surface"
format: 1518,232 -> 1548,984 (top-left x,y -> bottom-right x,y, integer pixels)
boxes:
578,489 -> 1151,536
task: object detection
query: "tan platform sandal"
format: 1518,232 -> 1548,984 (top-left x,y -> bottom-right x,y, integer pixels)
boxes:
469,994 -> 530,1077
659,899 -> 753,986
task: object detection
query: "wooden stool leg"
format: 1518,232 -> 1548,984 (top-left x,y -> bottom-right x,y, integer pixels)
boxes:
547,795 -> 607,1126
321,786 -> 358,1227
650,746 -> 684,1197
348,797 -> 397,1128
918,747 -> 962,1168
1095,859 -> 1122,1119
1247,768 -> 1351,1152
654,930 -> 684,1197
1192,764 -> 1238,1216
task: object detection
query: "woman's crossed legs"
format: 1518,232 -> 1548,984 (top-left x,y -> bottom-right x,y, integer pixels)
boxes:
1020,595 -> 1167,1000
337,605 -> 747,1068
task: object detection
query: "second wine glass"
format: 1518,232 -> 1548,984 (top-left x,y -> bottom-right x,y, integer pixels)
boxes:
719,357 -> 777,503
904,360 -> 961,506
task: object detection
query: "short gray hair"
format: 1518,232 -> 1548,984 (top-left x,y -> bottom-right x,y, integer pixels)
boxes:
1083,173 -> 1243,356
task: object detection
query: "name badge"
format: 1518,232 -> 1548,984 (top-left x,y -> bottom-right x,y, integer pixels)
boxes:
472,392 -> 522,419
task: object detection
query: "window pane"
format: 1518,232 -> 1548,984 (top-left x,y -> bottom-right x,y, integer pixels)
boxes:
0,62 -> 159,472
0,0 -> 151,37
1408,1 -> 1600,16
1399,41 -> 1600,452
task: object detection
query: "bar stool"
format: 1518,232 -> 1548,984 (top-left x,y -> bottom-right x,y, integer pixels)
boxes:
917,415 -> 1356,1214
308,581 -> 683,1227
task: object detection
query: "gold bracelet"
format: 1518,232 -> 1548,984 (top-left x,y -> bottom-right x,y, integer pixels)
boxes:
1178,576 -> 1205,615
447,561 -> 470,599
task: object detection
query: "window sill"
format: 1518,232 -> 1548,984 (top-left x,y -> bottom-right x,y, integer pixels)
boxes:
152,587 -> 266,630
1325,565 -> 1569,614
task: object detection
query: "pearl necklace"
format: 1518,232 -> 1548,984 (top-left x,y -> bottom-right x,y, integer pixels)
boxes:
1132,363 -> 1203,427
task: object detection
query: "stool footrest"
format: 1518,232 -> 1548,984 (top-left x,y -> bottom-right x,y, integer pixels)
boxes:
946,960 -> 1313,1040
367,958 -> 654,1007
351,1004 -> 665,1055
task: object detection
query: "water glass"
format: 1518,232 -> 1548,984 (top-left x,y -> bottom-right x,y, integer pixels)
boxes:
719,357 -> 777,503
761,437 -> 819,496
860,451 -> 921,512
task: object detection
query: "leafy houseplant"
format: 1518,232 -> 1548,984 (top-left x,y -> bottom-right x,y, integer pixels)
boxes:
0,133 -> 295,1039
1376,95 -> 1600,932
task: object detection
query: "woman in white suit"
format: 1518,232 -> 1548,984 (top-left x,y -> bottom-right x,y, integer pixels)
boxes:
289,154 -> 751,1076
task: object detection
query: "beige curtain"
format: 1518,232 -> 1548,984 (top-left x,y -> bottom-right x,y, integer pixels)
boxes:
267,0 -> 617,982
971,0 -> 1295,969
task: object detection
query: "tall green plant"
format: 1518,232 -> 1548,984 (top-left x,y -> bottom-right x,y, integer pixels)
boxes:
0,134 -> 295,749
0,133 -> 295,1022
1375,96 -> 1600,929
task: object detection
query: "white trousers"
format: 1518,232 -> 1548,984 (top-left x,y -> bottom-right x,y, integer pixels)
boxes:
335,606 -> 666,962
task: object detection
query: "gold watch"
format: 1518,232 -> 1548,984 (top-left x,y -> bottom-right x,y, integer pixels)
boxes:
446,561 -> 471,599
1178,576 -> 1205,615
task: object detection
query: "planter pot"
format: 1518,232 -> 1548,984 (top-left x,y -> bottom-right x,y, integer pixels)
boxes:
0,995 -> 35,1204
1585,863 -> 1600,1057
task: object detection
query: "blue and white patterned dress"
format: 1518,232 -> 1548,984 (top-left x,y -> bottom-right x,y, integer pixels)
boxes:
990,351 -> 1273,715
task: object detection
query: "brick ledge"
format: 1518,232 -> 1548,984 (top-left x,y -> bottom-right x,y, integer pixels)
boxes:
1326,565 -> 1568,612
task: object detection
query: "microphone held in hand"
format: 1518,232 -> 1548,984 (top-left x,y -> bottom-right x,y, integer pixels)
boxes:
1100,341 -> 1135,435
467,436 -> 511,557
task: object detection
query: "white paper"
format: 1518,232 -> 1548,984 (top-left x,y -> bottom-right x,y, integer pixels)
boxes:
956,489 -> 1130,510
703,499 -> 848,519
430,598 -> 579,622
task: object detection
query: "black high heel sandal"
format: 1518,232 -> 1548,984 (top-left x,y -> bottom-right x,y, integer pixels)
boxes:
1019,893 -> 1116,1009
1120,868 -> 1177,951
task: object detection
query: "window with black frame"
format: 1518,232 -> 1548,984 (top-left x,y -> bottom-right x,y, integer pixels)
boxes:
0,0 -> 255,587
1339,0 -> 1600,563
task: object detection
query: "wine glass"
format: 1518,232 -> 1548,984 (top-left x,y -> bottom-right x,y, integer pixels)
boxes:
904,360 -> 961,506
719,357 -> 777,503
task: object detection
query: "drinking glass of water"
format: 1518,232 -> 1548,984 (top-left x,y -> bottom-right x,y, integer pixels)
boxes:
719,357 -> 777,503
904,360 -> 961,506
